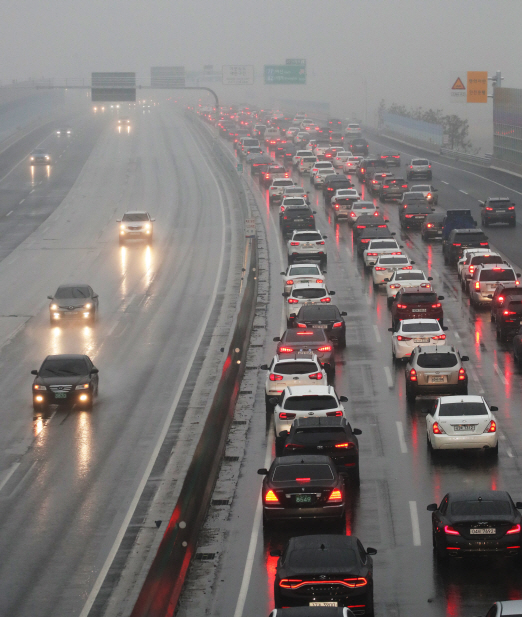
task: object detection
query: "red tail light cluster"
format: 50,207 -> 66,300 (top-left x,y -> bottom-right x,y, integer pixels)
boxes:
326,410 -> 343,417
444,525 -> 459,535
458,368 -> 467,381
269,373 -> 284,381
279,412 -> 296,420
309,372 -> 323,380
433,422 -> 445,434
484,420 -> 497,433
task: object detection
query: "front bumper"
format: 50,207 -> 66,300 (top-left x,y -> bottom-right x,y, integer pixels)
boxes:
33,390 -> 93,407
50,309 -> 93,321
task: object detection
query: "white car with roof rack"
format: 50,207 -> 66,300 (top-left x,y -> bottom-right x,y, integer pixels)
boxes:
293,149 -> 314,168
269,178 -> 296,203
283,282 -> 335,325
363,238 -> 404,267
348,200 -> 378,224
287,229 -> 328,266
390,319 -> 448,360
385,273 -> 433,304
372,254 -> 415,285
281,263 -> 325,294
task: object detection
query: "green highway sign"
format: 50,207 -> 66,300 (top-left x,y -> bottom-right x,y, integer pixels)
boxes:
264,65 -> 306,85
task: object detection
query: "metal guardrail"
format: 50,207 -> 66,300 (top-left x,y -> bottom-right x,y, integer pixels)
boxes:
439,147 -> 492,166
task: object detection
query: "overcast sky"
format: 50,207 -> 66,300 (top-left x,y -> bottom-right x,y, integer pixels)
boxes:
3,0 -> 521,149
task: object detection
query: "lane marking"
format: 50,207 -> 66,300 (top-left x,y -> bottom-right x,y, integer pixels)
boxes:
459,190 -> 468,195
373,325 -> 381,343
454,331 -> 460,340
0,462 -> 20,494
441,181 -> 449,185
19,198 -> 25,204
6,211 -> 12,217
409,501 -> 421,546
233,432 -> 274,617
507,448 -> 514,458
384,366 -> 393,388
396,421 -> 408,453
78,125 -> 228,617
494,363 -> 507,385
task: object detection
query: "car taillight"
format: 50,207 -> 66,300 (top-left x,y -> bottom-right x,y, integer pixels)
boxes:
290,242 -> 300,246
432,334 -> 446,340
458,368 -> 467,381
316,241 -> 325,245
453,243 -> 461,246
390,284 -> 401,289
361,239 -> 370,243
402,185 -> 408,188
427,223 -> 434,228
480,242 -> 489,246
357,225 -> 365,229
350,212 -> 356,217
397,303 -> 407,309
475,282 -> 480,290
433,422 -> 446,434
326,410 -> 343,417
297,323 -> 307,328
509,206 -> 515,210
485,206 -> 493,211
279,579 -> 303,589
484,420 -> 497,433
367,252 -> 378,256
265,490 -> 279,503
409,368 -> 417,381
269,374 -> 284,381
382,185 -> 389,189
391,251 -> 402,255
504,310 -> 517,315
327,488 -> 343,502
343,578 -> 368,587
397,335 -> 412,341
469,266 -> 475,274
402,266 -> 413,270
279,412 -> 296,420
286,280 -> 294,285
431,303 -> 441,308
335,442 -> 354,449
375,267 -> 386,271
372,180 -> 378,184
309,372 -> 323,380
444,525 -> 459,535
320,297 -> 331,303
318,344 -> 333,352
288,298 -> 299,304
420,283 -> 431,288
316,279 -> 324,284
279,346 -> 294,353
285,443 -> 304,450
335,204 -> 339,209
507,523 -> 521,534
405,214 -> 415,218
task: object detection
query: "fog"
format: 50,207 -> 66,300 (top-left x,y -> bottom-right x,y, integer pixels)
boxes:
3,0 -> 521,149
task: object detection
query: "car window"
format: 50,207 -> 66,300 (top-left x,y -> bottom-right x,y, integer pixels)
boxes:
438,402 -> 488,416
294,427 -> 345,436
55,286 -> 91,299
450,500 -> 511,516
292,288 -> 327,299
40,358 -> 89,376
370,241 -> 397,249
395,273 -> 425,280
283,198 -> 306,206
479,269 -> 515,282
285,330 -> 327,343
289,266 -> 320,276
274,362 -> 318,375
284,395 -> 339,411
402,293 -> 437,303
417,353 -> 458,368
272,464 -> 334,481
122,213 -> 149,221
294,233 -> 322,241
471,256 -> 502,265
380,258 -> 408,265
402,323 -> 440,333
412,159 -> 429,165
300,306 -> 338,320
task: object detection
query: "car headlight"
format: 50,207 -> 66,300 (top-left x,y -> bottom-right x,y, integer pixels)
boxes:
84,303 -> 92,309
145,223 -> 151,230
120,224 -> 125,230
75,383 -> 90,390
45,156 -> 50,160
30,157 -> 34,161
50,304 -> 58,310
33,384 -> 47,390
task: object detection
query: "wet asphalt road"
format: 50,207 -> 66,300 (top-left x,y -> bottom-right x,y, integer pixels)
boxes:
200,132 -> 522,617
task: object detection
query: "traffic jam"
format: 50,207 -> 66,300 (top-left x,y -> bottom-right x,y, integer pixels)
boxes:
201,106 -> 522,617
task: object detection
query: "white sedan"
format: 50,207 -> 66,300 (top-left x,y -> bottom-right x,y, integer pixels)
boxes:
363,238 -> 403,268
343,156 -> 363,174
334,188 -> 360,202
332,151 -> 351,169
426,395 -> 498,454
348,201 -> 378,224
372,255 -> 414,285
390,319 -> 448,360
281,263 -> 325,294
284,282 -> 334,324
385,270 -> 433,304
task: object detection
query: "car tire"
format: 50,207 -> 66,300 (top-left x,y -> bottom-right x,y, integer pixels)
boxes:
491,311 -> 495,322
489,443 -> 499,458
515,348 -> 522,368
435,539 -> 447,561
265,394 -> 273,413
338,336 -> 346,349
351,467 -> 360,487
405,383 -> 416,402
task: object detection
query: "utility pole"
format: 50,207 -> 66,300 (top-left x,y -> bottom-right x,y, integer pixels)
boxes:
488,70 -> 504,98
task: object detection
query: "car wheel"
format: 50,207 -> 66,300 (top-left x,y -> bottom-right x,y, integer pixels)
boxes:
351,467 -> 360,487
490,311 -> 495,322
515,348 -> 522,368
405,383 -> 416,402
435,539 -> 447,561
275,435 -> 286,457
262,511 -> 273,530
338,336 -> 346,349
489,443 -> 499,458
265,394 -> 273,413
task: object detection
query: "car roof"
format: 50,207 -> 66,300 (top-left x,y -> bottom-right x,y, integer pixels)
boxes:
476,263 -> 512,270
440,394 -> 484,404
415,345 -> 456,354
273,454 -> 333,465
294,229 -> 321,235
498,601 -> 522,615
446,490 -> 510,502
124,210 -> 150,215
275,352 -> 316,363
284,385 -> 335,396
291,282 -> 327,290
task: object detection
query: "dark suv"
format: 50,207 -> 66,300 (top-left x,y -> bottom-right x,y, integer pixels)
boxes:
292,305 -> 347,348
490,282 -> 522,322
348,138 -> 369,156
399,202 -> 433,229
496,297 -> 522,340
443,229 -> 489,266
421,213 -> 445,241
356,157 -> 384,182
480,198 -> 516,227
391,288 -> 445,330
322,174 -> 353,205
280,205 -> 316,237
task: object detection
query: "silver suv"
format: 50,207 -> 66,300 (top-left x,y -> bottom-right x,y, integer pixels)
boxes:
405,345 -> 469,401
469,264 -> 519,307
406,158 -> 432,181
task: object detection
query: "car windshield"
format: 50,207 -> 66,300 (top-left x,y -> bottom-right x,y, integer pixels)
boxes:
272,464 -> 334,482
453,233 -> 488,243
295,427 -> 345,436
450,500 -> 511,516
122,213 -> 149,222
395,273 -> 425,280
39,358 -> 89,377
285,188 -> 305,194
353,205 -> 375,211
285,330 -> 327,343
370,241 -> 397,249
471,256 -> 502,265
274,180 -> 294,186
295,233 -> 321,241
417,353 -> 458,368
479,269 -> 515,282
439,402 -> 488,417
283,199 -> 306,206
402,293 -> 437,303
285,395 -> 339,411
54,286 -> 91,299
380,258 -> 408,265
274,362 -> 318,375
292,288 -> 326,299
402,323 -> 440,333
490,200 -> 511,207
302,157 -> 317,163
289,266 -> 319,276
300,307 -> 338,320
413,159 -> 429,165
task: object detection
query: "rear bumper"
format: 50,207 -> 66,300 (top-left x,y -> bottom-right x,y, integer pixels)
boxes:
264,503 -> 345,521
431,432 -> 498,450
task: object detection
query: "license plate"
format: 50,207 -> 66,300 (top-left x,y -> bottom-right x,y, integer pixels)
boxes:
64,312 -> 78,317
294,218 -> 303,222
497,210 -> 506,213
296,494 -> 313,503
415,216 -> 424,219
436,231 -> 442,234
454,424 -> 474,431
414,338 -> 429,343
429,375 -> 447,383
312,324 -> 328,329
310,603 -> 338,607
470,528 -> 496,535
412,309 -> 426,312
54,392 -> 67,399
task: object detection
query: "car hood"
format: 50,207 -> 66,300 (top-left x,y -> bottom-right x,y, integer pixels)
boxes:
34,375 -> 90,387
52,298 -> 90,308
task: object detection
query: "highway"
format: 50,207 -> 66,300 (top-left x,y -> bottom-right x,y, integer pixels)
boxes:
176,123 -> 522,617
0,101 -> 244,617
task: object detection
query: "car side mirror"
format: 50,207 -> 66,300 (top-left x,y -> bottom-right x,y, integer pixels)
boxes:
280,271 -> 286,275
339,395 -> 348,402
427,503 -> 438,512
91,368 -> 99,374
384,278 -> 389,283
31,370 -> 38,375
270,550 -> 283,557
151,218 -> 156,222
391,232 -> 396,235
438,295 -> 445,300
257,468 -> 268,475
269,397 -> 279,406
47,296 -> 53,300
353,428 -> 362,435
273,337 -> 281,342
260,364 -> 269,371
431,208 -> 435,212
428,276 -> 433,281
341,311 -> 347,316
282,292 -> 289,297
323,270 -> 327,274
461,356 -> 469,362
410,261 -> 416,265
330,291 -> 336,295
313,210 -> 317,214
490,405 -> 498,411
443,326 -> 448,331
116,218 -> 121,222
366,547 -> 377,556
279,430 -> 289,438
516,502 -> 522,509
399,245 -> 403,248
323,235 -> 327,239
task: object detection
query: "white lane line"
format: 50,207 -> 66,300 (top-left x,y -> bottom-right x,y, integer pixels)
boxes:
494,363 -> 507,385
366,295 -> 372,306
6,211 -> 12,217
78,127 -> 228,617
19,198 -> 25,204
507,448 -> 514,458
373,325 -> 381,343
441,181 -> 449,185
107,320 -> 120,337
0,462 -> 20,494
396,421 -> 408,453
459,190 -> 468,195
30,189 -> 34,194
384,366 -> 393,388
233,432 -> 274,617
454,331 -> 461,340
409,501 -> 422,546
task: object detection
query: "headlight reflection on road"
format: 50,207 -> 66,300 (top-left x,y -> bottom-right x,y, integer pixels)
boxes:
144,245 -> 154,289
76,411 -> 92,479
50,325 -> 62,355
120,245 -> 128,297
82,326 -> 95,357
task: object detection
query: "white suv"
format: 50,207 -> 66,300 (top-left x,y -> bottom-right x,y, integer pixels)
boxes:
117,211 -> 155,245
311,161 -> 335,187
269,178 -> 295,204
271,385 -> 348,436
287,230 -> 327,266
284,282 -> 335,325
469,264 -> 519,307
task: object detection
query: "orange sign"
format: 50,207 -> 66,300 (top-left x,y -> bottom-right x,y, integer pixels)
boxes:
467,71 -> 488,103
452,77 -> 465,90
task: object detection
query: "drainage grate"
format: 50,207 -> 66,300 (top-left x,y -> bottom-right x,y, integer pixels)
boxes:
212,499 -> 230,506
240,390 -> 252,394
224,456 -> 239,462
232,420 -> 247,425
195,553 -> 216,561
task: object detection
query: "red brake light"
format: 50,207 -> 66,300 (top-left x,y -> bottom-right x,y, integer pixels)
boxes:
290,242 -> 299,246
316,279 -> 324,284
382,185 -> 389,189
297,323 -> 307,328
475,282 -> 480,290
286,279 -> 294,285
309,372 -> 323,380
444,525 -> 459,535
269,373 -> 284,381
498,296 -> 504,302
332,322 -> 343,329
265,490 -> 279,503
432,334 -> 446,340
279,412 -> 296,420
397,335 -> 412,341
484,420 -> 497,434
507,523 -> 520,534
509,206 -> 515,210
279,346 -> 294,353
320,297 -> 331,303
427,223 -> 434,228
317,344 -> 333,352
279,579 -> 303,589
288,298 -> 299,304
335,442 -> 353,449
453,243 -> 461,246
296,477 -> 310,483
485,207 -> 493,211
326,410 -> 343,417
367,252 -> 378,256
431,303 -> 441,308
316,241 -> 325,245
409,368 -> 417,381
375,267 -> 386,271
480,242 -> 489,246
458,368 -> 467,381
504,310 -> 517,315
327,488 -> 343,502
397,303 -> 407,309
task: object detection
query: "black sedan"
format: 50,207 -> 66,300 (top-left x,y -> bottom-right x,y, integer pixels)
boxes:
291,305 -> 347,348
353,214 -> 388,239
258,455 -> 345,524
278,417 -> 361,484
32,354 -> 99,412
273,535 -> 376,612
356,228 -> 395,255
428,490 -> 522,560
274,329 -> 335,375
48,283 -> 99,325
